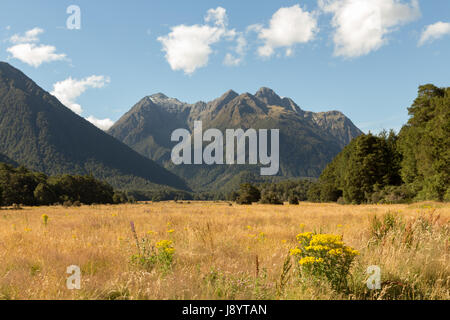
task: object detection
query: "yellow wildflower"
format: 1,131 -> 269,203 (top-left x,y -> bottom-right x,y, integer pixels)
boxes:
299,256 -> 324,265
310,234 -> 344,246
296,232 -> 313,242
156,240 -> 173,249
41,214 -> 49,225
305,245 -> 330,252
164,247 -> 175,255
290,247 -> 302,256
328,248 -> 343,256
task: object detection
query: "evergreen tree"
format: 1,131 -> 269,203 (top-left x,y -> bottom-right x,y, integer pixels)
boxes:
237,183 -> 261,204
398,85 -> 450,201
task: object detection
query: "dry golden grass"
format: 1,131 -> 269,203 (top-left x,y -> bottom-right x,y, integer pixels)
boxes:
0,201 -> 448,300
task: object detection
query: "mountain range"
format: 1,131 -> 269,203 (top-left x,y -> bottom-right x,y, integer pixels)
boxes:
108,87 -> 362,191
0,61 -> 362,194
0,62 -> 189,191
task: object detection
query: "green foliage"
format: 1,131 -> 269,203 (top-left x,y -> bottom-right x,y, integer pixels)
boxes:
397,85 -> 450,201
288,194 -> 300,205
370,185 -> 415,204
34,182 -> 57,205
309,131 -> 402,204
308,84 -> 449,204
260,191 -> 283,205
48,174 -> 115,205
369,212 -> 403,243
128,189 -> 192,202
291,233 -> 360,291
0,162 -> 129,206
131,239 -> 175,273
236,183 -> 261,204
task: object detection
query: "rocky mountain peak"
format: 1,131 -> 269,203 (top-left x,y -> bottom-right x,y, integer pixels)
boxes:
255,87 -> 278,98
150,93 -> 169,100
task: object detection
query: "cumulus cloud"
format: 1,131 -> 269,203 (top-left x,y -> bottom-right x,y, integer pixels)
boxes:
223,33 -> 247,66
50,75 -> 110,115
419,21 -> 450,46
253,5 -> 318,58
86,116 -> 115,131
7,43 -> 66,68
205,7 -> 228,28
10,27 -> 43,43
158,24 -> 225,74
319,0 -> 420,58
158,7 -> 244,74
6,28 -> 67,67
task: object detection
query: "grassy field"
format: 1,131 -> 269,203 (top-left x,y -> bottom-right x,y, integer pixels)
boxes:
0,201 -> 448,300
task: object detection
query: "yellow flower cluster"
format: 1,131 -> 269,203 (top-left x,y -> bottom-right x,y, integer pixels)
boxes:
156,240 -> 173,249
299,256 -> 324,265
41,214 -> 49,225
164,247 -> 175,254
305,244 -> 330,252
296,232 -> 313,242
156,240 -> 175,255
291,232 -> 360,266
309,234 -> 344,247
344,246 -> 360,256
290,247 -> 302,256
290,231 -> 360,289
327,248 -> 343,256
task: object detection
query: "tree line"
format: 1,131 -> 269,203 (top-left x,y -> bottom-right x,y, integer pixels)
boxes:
0,163 -> 132,207
308,84 -> 449,204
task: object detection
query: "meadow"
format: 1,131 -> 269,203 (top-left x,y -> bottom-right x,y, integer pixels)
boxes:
0,201 -> 448,300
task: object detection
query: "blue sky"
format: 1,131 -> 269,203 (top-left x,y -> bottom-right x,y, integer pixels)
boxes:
0,0 -> 449,132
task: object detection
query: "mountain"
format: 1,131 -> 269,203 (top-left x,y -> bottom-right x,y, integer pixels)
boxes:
0,153 -> 18,166
108,87 -> 363,191
0,62 -> 189,191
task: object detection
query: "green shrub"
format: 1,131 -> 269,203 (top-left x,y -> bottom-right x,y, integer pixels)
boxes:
290,232 -> 360,291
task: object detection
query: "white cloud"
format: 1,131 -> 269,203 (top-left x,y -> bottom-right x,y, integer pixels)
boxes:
254,5 -> 318,58
205,7 -> 228,28
319,0 -> 420,58
158,7 -> 244,74
7,43 -> 66,68
419,21 -> 450,46
223,33 -> 247,66
224,53 -> 241,66
158,24 -> 225,74
50,75 -> 110,115
86,116 -> 115,131
10,27 -> 43,43
6,28 -> 67,67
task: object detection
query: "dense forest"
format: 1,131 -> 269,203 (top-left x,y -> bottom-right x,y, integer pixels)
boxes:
307,84 -> 449,204
0,163 -> 131,207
